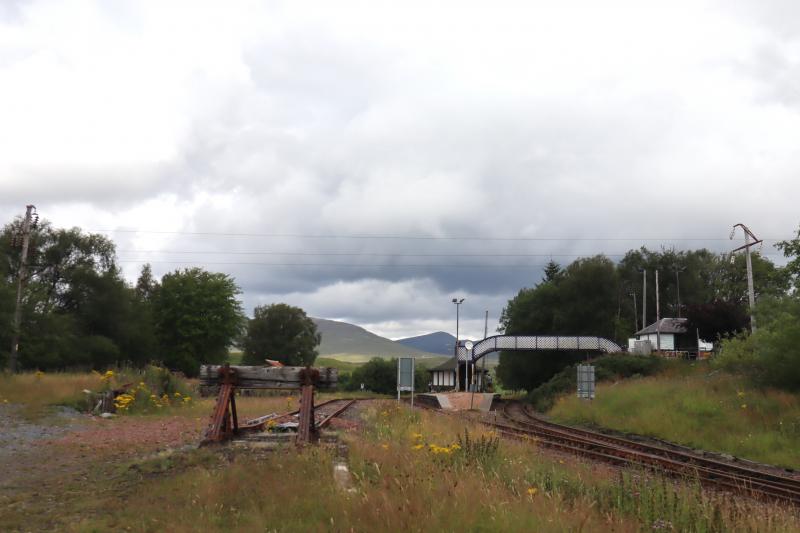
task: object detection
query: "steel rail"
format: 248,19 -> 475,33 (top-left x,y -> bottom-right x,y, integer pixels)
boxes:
318,399 -> 359,428
239,397 -> 361,431
512,402 -> 800,490
494,402 -> 800,505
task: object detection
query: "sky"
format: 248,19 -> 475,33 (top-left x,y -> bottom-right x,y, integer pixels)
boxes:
1,0 -> 799,340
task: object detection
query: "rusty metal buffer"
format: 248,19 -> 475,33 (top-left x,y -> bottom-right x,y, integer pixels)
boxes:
199,364 -> 338,446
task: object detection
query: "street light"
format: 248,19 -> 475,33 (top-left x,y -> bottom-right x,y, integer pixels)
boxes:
452,298 -> 464,391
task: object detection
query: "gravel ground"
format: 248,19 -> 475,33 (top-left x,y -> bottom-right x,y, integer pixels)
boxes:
0,404 -> 85,460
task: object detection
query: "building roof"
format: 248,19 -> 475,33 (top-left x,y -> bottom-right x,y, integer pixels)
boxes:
427,358 -> 489,372
428,359 -> 458,371
634,317 -> 688,336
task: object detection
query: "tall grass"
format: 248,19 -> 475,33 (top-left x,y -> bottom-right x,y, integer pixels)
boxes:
549,366 -> 800,469
72,401 -> 800,532
0,371 -> 104,416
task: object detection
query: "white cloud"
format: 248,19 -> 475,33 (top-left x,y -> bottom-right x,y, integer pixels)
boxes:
1,0 -> 799,337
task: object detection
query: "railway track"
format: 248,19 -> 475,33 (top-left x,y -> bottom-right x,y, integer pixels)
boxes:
240,397 -> 361,432
317,398 -> 359,428
486,401 -> 800,506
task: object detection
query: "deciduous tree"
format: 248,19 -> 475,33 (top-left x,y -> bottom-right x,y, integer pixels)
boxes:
153,268 -> 244,376
241,303 -> 320,366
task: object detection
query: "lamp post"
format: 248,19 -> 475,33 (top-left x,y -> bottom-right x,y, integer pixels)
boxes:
452,298 -> 464,391
629,291 -> 638,332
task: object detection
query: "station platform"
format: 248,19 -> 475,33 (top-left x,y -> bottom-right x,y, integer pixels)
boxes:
415,392 -> 499,412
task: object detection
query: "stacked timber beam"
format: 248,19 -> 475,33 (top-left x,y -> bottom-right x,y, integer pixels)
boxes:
199,365 -> 338,394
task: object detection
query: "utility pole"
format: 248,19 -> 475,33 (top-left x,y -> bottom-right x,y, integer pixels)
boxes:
730,224 -> 762,332
674,267 -> 685,318
639,268 -> 647,329
629,292 -> 638,332
9,205 -> 36,373
655,269 -> 661,352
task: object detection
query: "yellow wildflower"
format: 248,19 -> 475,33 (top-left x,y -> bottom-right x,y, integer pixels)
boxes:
527,487 -> 538,496
174,392 -> 182,397
412,433 -> 423,440
741,404 -> 747,409
381,443 -> 389,450
35,370 -> 44,379
412,444 -> 424,450
736,391 -> 745,398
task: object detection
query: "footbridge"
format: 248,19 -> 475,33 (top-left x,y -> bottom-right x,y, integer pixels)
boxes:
456,335 -> 623,362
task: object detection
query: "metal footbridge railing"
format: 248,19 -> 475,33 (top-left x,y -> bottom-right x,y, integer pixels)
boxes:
456,335 -> 624,362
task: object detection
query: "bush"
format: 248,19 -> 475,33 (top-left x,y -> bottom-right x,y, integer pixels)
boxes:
109,365 -> 194,414
716,296 -> 800,391
346,358 -> 429,394
527,355 -> 666,411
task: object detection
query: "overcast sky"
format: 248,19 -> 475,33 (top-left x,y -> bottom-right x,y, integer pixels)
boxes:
1,1 -> 799,340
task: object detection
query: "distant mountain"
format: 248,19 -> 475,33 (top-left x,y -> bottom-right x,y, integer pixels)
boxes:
396,331 -> 456,355
312,318 -> 440,359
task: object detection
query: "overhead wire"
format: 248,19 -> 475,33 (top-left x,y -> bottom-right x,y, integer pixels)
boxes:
92,228 -> 788,241
115,249 -> 783,258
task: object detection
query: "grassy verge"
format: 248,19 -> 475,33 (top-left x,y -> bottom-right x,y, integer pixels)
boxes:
67,401 -> 799,532
3,371 -> 798,531
548,364 -> 800,469
526,354 -> 670,411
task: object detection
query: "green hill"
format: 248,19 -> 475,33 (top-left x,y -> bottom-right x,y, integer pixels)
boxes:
313,318 -> 442,362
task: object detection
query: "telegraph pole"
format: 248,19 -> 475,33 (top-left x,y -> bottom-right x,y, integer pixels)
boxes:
655,269 -> 661,352
674,267 -> 685,318
639,268 -> 647,330
9,205 -> 36,373
730,224 -> 762,332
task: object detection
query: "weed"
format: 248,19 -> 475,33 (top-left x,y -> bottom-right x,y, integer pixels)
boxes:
454,428 -> 500,468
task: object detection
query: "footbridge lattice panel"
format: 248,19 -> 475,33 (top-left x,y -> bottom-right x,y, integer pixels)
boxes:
457,335 -> 623,361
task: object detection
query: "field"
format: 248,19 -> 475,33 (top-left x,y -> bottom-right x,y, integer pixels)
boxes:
227,353 -> 449,368
547,363 -> 800,470
2,370 -> 800,531
320,353 -> 449,366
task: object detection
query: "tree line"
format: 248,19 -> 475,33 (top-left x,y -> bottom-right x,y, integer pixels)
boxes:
1,218 -> 321,376
497,226 -> 800,392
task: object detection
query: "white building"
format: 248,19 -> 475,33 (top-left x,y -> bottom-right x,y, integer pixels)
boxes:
629,317 -> 713,356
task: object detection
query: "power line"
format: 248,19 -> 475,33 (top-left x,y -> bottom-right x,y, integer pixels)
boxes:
92,228 -> 788,241
116,260 -> 555,268
115,249 -> 783,258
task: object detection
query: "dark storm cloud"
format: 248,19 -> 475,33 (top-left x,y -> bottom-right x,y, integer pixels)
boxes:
2,0 -> 800,338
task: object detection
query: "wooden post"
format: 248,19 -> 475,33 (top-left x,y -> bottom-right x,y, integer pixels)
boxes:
203,365 -> 239,444
296,367 -> 319,445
